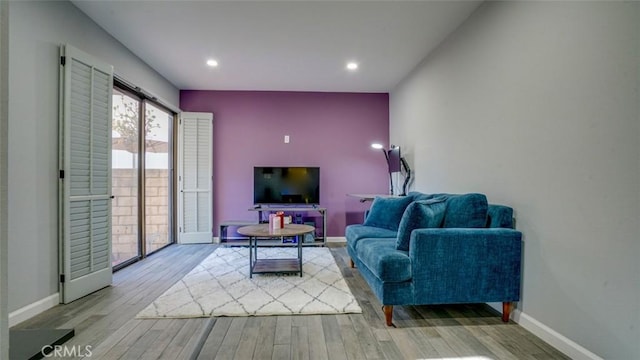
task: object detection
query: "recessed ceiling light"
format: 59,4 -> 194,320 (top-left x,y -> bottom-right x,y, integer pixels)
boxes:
206,59 -> 218,67
346,62 -> 358,70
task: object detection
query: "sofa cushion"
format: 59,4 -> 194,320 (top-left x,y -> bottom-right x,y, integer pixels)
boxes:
346,224 -> 397,241
356,238 -> 411,282
346,224 -> 397,251
442,193 -> 488,228
396,198 -> 447,251
363,196 -> 413,231
487,204 -> 514,228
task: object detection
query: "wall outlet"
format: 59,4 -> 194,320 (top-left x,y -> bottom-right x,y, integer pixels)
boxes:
284,135 -> 290,143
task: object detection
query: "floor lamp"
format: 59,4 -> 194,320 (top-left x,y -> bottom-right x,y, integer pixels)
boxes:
400,157 -> 411,196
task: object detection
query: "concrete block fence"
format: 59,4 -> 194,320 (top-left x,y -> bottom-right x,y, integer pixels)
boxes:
112,168 -> 170,265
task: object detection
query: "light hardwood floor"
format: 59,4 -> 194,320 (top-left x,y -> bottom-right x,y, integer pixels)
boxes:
12,244 -> 570,359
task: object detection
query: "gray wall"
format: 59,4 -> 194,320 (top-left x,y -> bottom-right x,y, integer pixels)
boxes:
8,0 -> 178,312
390,2 -> 639,359
1,0 -> 9,357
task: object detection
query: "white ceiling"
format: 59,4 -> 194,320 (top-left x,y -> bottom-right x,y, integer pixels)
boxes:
72,0 -> 482,93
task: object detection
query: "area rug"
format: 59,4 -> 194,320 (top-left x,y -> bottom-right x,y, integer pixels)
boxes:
136,246 -> 362,319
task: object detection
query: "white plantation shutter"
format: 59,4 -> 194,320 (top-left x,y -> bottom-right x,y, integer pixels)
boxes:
59,44 -> 113,303
178,112 -> 213,243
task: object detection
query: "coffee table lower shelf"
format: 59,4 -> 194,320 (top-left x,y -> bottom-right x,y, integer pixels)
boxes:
252,258 -> 301,275
238,224 -> 315,279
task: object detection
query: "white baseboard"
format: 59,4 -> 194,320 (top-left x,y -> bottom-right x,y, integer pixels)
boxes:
9,293 -> 59,327
512,309 -> 603,360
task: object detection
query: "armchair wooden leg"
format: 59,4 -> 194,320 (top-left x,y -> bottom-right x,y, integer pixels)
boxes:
349,258 -> 355,268
502,302 -> 511,322
383,305 -> 393,326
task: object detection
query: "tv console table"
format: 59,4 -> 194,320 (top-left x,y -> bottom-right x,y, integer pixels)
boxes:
248,206 -> 327,246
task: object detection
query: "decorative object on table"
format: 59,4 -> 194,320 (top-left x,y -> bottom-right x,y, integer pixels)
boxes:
269,211 -> 285,230
282,237 -> 298,244
136,247 -> 362,319
303,232 -> 315,243
303,221 -> 316,243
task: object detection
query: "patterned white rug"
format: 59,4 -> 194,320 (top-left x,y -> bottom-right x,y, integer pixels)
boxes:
136,246 -> 362,319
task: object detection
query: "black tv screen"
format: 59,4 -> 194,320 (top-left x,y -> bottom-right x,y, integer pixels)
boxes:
253,167 -> 320,205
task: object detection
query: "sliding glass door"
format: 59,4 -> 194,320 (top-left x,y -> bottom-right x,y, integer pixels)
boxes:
111,86 -> 175,269
111,89 -> 140,267
144,103 -> 172,254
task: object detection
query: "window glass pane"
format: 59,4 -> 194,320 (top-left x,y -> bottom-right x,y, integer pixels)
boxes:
144,102 -> 172,254
111,89 -> 140,267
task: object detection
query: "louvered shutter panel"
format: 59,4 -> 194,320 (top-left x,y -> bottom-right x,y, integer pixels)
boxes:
178,112 -> 213,244
59,45 -> 113,303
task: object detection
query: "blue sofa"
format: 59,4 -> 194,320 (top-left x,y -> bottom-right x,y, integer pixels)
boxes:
346,192 -> 522,326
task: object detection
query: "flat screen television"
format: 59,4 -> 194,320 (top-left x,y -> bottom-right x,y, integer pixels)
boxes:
253,167 -> 320,205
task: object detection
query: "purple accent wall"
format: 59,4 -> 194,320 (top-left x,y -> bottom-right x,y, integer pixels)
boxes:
180,90 -> 389,236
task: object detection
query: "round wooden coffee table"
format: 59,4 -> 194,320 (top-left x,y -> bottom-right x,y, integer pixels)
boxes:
237,224 -> 315,278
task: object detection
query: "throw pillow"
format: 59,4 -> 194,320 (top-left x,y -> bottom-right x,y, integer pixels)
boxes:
396,198 -> 447,251
487,204 -> 514,228
408,191 -> 438,202
363,195 -> 414,231
442,193 -> 488,228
